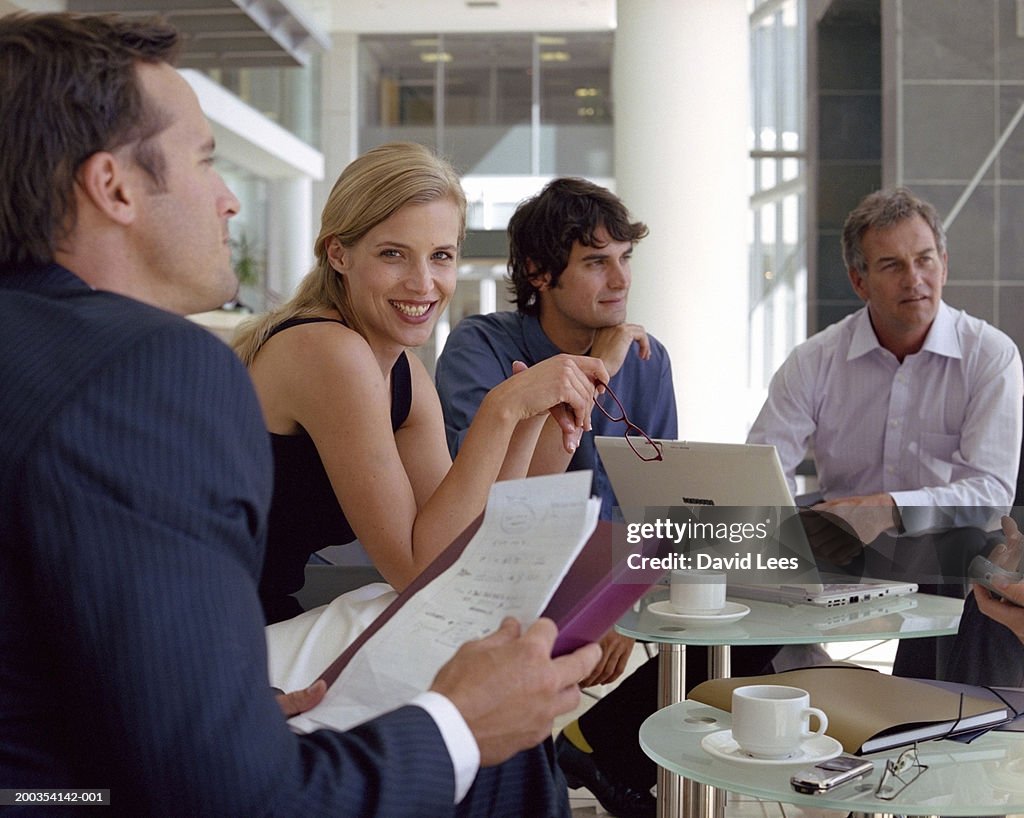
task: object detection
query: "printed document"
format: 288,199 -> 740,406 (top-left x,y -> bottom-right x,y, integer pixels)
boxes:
289,470 -> 600,733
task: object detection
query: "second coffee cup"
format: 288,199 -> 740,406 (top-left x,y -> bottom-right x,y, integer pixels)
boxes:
669,569 -> 726,614
731,684 -> 829,759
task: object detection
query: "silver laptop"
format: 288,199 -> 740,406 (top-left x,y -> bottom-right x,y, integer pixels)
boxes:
596,437 -> 918,607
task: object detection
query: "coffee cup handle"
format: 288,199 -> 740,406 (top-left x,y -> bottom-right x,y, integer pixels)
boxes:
802,707 -> 829,737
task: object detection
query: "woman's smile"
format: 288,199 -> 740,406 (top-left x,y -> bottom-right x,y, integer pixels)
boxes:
390,299 -> 436,320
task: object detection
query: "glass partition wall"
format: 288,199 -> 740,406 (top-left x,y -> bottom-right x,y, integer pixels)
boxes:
749,0 -> 808,399
357,31 -> 614,370
358,31 -> 613,182
355,15 -> 810,384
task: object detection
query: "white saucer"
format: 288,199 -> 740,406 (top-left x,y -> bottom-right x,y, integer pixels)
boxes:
647,600 -> 750,626
700,729 -> 843,766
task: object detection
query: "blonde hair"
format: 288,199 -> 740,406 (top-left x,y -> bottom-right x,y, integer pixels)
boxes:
233,142 -> 467,365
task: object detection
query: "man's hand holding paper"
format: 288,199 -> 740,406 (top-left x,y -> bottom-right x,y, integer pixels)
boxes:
431,617 -> 600,766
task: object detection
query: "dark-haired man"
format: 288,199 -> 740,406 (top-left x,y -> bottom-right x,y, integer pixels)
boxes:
436,180 -> 779,818
0,12 -> 599,816
437,177 -> 676,523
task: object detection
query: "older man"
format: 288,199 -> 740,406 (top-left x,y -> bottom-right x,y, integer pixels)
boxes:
749,187 -> 1023,679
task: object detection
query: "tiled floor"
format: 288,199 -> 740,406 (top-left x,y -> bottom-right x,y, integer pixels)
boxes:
561,638 -> 899,817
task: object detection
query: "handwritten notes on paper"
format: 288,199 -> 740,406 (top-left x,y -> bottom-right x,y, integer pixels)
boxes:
288,470 -> 600,734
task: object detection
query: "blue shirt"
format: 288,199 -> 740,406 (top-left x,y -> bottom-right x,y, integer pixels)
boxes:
435,311 -> 678,519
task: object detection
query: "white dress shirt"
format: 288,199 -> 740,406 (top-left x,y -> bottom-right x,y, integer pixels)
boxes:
748,302 -> 1023,534
412,691 -> 480,803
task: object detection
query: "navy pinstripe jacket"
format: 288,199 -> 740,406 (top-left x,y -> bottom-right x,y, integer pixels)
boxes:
0,265 -> 457,816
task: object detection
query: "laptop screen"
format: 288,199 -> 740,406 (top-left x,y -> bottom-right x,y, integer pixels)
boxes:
596,436 -> 822,587
595,437 -> 918,605
595,437 -> 795,511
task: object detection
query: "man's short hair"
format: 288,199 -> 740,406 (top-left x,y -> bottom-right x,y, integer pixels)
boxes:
0,13 -> 180,272
507,177 -> 649,314
841,187 -> 947,275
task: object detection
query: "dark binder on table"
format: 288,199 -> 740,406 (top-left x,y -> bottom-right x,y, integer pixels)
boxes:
317,515 -> 663,689
689,664 -> 1012,755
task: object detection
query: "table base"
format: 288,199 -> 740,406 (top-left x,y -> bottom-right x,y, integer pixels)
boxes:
656,642 -> 729,818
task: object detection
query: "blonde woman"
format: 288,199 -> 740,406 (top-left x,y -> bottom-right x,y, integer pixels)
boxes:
234,143 -> 607,685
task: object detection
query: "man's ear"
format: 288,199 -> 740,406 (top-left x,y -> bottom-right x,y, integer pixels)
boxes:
75,151 -> 137,227
847,266 -> 869,302
526,260 -> 551,291
326,236 -> 348,274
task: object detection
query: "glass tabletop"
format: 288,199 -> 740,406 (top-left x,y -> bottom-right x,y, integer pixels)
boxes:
640,700 -> 1024,815
617,587 -> 964,646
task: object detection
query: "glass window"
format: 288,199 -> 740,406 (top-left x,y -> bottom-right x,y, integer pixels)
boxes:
357,27 -> 614,364
219,159 -> 269,312
204,55 -> 320,145
538,33 -> 612,125
445,34 -> 533,126
361,35 -> 438,128
749,0 -> 807,395
358,31 -> 612,178
538,32 -> 612,177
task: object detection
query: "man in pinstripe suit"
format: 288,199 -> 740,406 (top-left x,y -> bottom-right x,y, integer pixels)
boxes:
0,13 -> 598,816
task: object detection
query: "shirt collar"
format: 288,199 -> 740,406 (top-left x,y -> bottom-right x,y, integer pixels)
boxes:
919,301 -> 961,359
847,300 -> 961,361
847,307 -> 881,361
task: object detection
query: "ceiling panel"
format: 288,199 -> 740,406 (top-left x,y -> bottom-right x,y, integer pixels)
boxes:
322,0 -> 615,34
66,0 -> 330,67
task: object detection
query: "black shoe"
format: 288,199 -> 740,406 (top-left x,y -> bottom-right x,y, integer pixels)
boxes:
555,733 -> 655,818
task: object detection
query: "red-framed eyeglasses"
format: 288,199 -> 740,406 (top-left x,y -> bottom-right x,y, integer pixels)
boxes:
593,382 -> 663,462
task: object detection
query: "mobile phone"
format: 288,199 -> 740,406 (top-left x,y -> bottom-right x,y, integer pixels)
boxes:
968,555 -> 1023,606
790,754 -> 874,794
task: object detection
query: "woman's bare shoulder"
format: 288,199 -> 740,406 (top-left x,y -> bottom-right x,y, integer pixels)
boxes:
256,315 -> 374,374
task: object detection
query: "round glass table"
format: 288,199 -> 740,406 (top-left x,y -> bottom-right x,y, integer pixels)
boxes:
616,588 -> 965,817
641,699 -> 1024,817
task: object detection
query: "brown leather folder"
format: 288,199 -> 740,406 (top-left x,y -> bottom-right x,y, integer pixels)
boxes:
689,664 -> 1011,754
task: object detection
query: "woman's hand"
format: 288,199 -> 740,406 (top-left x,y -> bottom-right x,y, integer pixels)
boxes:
275,679 -> 327,717
498,355 -> 609,454
508,361 -> 578,453
579,630 -> 635,687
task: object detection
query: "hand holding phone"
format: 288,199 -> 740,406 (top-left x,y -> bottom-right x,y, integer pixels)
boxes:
969,554 -> 1024,605
790,754 -> 873,794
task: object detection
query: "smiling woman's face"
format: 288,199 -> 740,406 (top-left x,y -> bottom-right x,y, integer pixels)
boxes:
327,197 -> 460,359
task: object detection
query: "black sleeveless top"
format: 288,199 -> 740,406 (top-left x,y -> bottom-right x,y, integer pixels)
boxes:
258,317 -> 413,623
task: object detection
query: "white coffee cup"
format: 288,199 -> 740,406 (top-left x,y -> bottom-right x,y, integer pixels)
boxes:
731,684 -> 829,759
669,569 -> 726,614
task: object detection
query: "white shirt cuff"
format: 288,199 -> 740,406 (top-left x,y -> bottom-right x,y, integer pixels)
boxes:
411,691 -> 480,803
